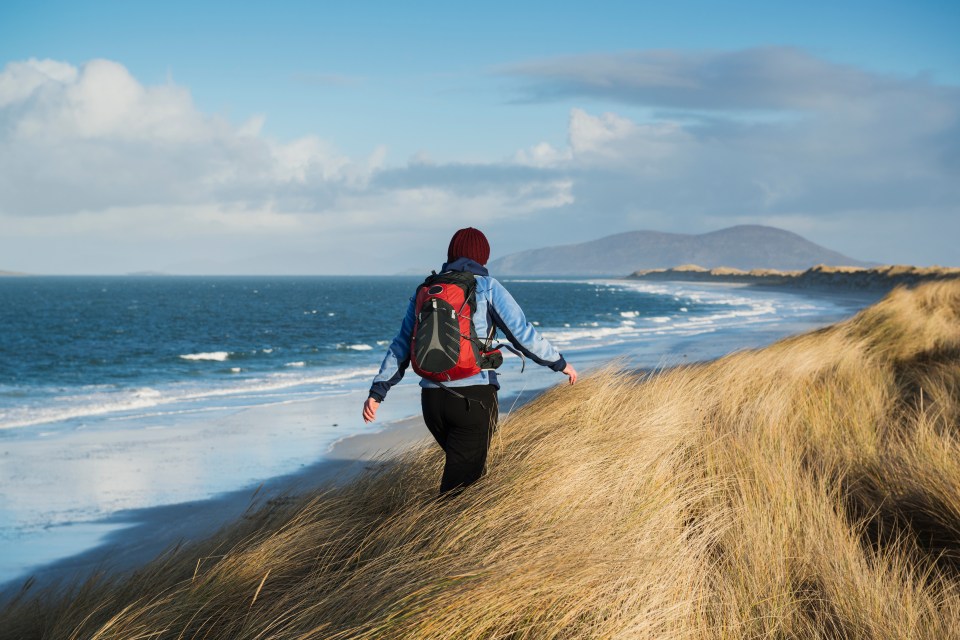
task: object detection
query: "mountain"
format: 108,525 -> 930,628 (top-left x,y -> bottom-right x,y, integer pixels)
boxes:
488,225 -> 873,276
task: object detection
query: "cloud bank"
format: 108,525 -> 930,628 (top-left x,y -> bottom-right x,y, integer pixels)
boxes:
504,46 -> 949,111
0,48 -> 957,272
0,58 -> 567,220
497,47 -> 959,263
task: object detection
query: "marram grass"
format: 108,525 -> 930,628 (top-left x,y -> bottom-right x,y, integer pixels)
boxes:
3,281 -> 960,639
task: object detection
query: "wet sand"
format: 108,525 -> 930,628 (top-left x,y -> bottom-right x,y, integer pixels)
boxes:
0,409 -> 432,600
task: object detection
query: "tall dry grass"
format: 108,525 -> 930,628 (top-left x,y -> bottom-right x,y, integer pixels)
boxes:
3,281 -> 960,639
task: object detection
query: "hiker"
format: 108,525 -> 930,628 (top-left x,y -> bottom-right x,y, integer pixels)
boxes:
362,227 -> 577,494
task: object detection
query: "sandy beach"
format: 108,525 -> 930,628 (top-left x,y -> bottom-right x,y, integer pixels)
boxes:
1,382 -> 551,600
1,406 -> 430,599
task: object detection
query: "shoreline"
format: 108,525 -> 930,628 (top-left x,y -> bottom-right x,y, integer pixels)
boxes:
0,380 -> 546,606
0,409 -> 433,600
1,385 -> 541,601
4,282 -> 958,636
628,264 -> 960,291
0,281 -> 873,600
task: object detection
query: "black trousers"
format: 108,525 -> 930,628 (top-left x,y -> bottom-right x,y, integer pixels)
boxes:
421,385 -> 499,493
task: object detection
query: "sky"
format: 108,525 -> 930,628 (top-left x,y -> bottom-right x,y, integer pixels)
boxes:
0,0 -> 958,274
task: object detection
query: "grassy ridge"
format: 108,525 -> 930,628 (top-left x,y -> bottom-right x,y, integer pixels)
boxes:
3,282 -> 960,639
630,263 -> 960,290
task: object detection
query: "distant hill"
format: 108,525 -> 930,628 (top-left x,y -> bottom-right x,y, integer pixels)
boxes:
488,225 -> 873,276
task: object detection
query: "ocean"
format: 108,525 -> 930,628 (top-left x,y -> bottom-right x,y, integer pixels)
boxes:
0,275 -> 873,586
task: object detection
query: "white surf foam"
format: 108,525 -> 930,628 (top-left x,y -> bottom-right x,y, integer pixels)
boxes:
337,343 -> 373,351
535,279 -> 838,352
179,351 -> 230,362
0,366 -> 380,431
0,387 -> 165,431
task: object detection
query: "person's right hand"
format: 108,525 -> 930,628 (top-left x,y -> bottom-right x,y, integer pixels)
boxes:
562,363 -> 578,385
362,397 -> 380,423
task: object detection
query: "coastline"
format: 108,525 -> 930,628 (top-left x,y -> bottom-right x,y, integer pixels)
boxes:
1,383 -> 547,600
0,408 -> 433,600
6,281 -> 958,636
629,264 -> 960,291
0,280 -> 875,599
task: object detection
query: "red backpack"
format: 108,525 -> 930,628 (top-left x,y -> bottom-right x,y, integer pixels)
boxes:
410,271 -> 503,382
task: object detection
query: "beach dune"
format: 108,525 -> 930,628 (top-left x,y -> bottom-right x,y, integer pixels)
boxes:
3,281 -> 960,638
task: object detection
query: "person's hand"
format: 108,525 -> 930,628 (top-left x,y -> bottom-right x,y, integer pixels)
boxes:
562,363 -> 578,385
362,397 -> 380,423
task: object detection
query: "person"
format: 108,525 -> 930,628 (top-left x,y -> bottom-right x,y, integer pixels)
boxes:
362,227 -> 577,494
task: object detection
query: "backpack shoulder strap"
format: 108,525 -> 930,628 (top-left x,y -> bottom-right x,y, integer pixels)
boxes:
420,270 -> 477,311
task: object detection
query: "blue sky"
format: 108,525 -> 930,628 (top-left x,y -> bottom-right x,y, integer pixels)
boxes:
0,1 -> 958,273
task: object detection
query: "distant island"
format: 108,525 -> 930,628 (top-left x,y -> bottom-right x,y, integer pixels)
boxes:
629,264 -> 960,291
489,225 -> 873,276
0,270 -> 27,277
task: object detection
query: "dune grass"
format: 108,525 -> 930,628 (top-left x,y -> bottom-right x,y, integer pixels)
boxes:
3,281 -> 960,639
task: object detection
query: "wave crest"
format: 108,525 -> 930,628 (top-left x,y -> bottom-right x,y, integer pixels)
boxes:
179,352 -> 230,362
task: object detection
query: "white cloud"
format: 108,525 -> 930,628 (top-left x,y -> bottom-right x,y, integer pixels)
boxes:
1,49 -> 957,272
0,59 -> 78,108
513,142 -> 571,168
501,47 -> 960,219
10,59 -> 211,142
0,58 -> 375,217
514,109 -> 692,177
0,58 -> 574,273
486,47 -> 960,266
568,108 -> 636,154
569,109 -> 693,170
0,58 -> 567,222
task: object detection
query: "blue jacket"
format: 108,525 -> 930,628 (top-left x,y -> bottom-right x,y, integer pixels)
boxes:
369,258 -> 567,401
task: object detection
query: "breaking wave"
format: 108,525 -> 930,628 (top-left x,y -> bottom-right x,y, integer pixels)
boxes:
179,352 -> 231,362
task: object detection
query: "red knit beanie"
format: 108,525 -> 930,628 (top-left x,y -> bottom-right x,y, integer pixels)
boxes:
447,227 -> 490,265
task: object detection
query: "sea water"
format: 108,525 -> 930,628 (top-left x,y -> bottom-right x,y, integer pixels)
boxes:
0,275 -> 872,585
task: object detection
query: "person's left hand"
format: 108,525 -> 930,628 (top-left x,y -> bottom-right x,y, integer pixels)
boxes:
562,363 -> 578,385
362,397 -> 380,423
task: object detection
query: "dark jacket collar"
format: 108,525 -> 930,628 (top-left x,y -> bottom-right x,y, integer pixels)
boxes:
441,257 -> 489,276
